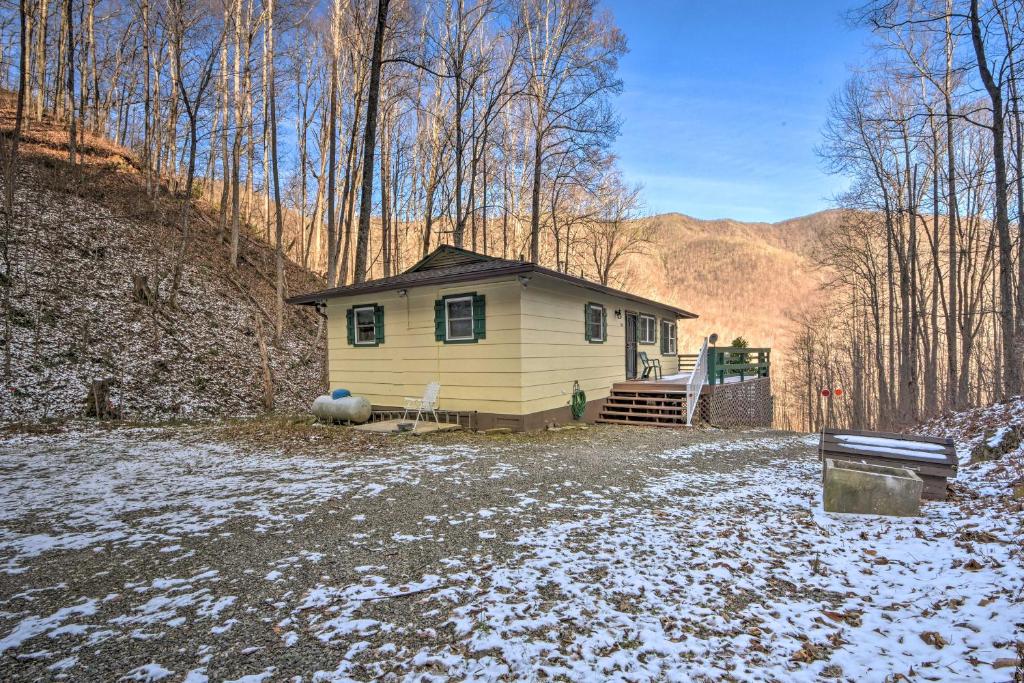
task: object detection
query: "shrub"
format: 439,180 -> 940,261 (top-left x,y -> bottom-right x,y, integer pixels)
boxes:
730,336 -> 749,366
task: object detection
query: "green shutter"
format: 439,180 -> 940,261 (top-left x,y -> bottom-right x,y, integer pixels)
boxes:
600,306 -> 607,342
473,294 -> 486,340
652,317 -> 657,344
584,304 -> 591,341
346,308 -> 355,345
660,321 -> 666,354
434,299 -> 445,341
374,305 -> 385,345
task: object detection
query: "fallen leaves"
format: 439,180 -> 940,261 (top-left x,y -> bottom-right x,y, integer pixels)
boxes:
957,528 -> 1002,544
822,609 -> 863,627
920,631 -> 948,649
791,640 -> 827,663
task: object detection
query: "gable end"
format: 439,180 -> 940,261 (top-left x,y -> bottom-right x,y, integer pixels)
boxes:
405,245 -> 497,273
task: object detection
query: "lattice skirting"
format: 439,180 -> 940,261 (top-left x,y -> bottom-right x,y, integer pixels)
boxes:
699,377 -> 773,428
369,409 -> 474,429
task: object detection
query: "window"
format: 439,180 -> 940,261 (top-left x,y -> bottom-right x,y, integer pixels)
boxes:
346,304 -> 384,347
639,315 -> 656,344
435,293 -> 486,343
446,296 -> 474,341
353,306 -> 376,344
660,319 -> 677,355
585,303 -> 606,343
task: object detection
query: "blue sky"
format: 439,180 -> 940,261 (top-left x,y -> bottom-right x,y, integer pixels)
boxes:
603,0 -> 874,222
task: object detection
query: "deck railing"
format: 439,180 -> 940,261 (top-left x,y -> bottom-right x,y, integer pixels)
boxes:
685,338 -> 709,425
706,347 -> 771,385
678,353 -> 699,373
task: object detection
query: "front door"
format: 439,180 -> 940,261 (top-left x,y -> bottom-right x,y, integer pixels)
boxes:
625,312 -> 638,379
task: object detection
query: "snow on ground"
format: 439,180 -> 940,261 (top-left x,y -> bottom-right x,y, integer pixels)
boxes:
426,449 -> 1020,680
0,429 -> 494,575
0,422 -> 1020,681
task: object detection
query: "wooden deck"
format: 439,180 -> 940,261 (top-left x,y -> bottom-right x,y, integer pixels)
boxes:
597,345 -> 773,428
609,378 -> 690,392
597,377 -> 691,427
597,372 -> 770,427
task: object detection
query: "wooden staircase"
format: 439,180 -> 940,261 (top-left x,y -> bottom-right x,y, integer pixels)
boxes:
596,381 -> 689,427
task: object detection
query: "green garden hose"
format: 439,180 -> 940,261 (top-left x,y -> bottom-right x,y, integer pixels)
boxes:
570,381 -> 587,420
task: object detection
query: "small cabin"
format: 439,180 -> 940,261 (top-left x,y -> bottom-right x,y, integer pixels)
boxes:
288,246 -> 700,430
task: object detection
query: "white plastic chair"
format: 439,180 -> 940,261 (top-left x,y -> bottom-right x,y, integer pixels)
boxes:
403,381 -> 441,427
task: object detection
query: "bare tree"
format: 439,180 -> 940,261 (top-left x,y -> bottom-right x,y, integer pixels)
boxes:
582,173 -> 650,286
969,0 -> 1019,398
517,0 -> 625,263
167,0 -> 222,307
353,0 -> 391,283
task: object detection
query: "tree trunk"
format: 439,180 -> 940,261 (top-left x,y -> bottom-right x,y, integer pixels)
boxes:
381,110 -> 392,277
34,0 -> 47,121
529,126 -> 542,263
944,0 -> 959,409
229,0 -> 244,267
217,23 -> 229,238
970,0 -> 1019,398
2,0 -> 28,382
354,0 -> 391,283
325,50 -> 339,285
268,0 -> 284,344
64,0 -> 75,165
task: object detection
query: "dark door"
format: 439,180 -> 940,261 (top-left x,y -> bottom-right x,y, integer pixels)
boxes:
625,312 -> 638,379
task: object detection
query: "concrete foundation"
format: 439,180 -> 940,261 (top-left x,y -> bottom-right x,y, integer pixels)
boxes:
823,458 -> 923,517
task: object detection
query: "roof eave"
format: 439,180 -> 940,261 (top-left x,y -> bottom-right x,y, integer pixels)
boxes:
285,262 -> 535,305
529,268 -> 698,319
286,262 -> 698,319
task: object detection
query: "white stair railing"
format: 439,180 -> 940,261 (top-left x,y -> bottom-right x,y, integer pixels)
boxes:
685,338 -> 709,425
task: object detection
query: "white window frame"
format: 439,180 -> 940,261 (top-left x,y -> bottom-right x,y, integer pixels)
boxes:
586,303 -> 605,342
353,305 -> 377,345
445,296 -> 475,341
661,319 -> 677,355
639,314 -> 656,344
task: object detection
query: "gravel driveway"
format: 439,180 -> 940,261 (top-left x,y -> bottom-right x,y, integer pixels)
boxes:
0,421 -> 1019,681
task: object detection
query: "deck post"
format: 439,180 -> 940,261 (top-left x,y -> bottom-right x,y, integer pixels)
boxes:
707,346 -> 717,386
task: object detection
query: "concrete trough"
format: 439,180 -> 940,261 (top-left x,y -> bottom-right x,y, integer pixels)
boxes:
823,458 -> 923,517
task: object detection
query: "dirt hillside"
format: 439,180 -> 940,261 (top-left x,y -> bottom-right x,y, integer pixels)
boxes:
1,104 -> 327,422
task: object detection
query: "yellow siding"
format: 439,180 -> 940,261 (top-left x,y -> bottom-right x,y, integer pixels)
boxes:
518,277 -> 683,415
326,276 -> 523,414
325,272 -> 688,418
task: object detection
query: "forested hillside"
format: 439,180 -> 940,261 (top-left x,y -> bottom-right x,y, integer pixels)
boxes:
615,211 -> 833,430
624,211 -> 830,347
0,99 -> 326,421
795,0 -> 1024,434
